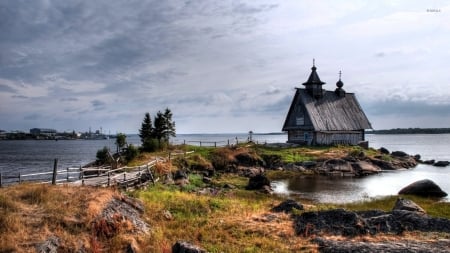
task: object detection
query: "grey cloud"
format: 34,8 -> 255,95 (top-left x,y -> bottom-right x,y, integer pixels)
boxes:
365,99 -> 450,117
91,100 -> 105,107
11,95 -> 28,99
60,97 -> 78,102
0,84 -> 16,93
24,113 -> 41,120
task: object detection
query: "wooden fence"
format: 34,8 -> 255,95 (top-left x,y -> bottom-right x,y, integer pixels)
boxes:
0,151 -> 195,188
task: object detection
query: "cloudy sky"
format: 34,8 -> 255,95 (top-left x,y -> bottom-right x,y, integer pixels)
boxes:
1,0 -> 449,134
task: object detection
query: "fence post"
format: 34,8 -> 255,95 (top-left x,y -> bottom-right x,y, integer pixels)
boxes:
52,158 -> 58,185
227,139 -> 230,147
107,171 -> 110,187
0,173 -> 2,188
19,172 -> 21,183
66,167 -> 69,182
183,140 -> 186,145
200,141 -> 202,147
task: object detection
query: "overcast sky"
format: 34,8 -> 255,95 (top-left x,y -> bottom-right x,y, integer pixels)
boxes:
1,0 -> 450,134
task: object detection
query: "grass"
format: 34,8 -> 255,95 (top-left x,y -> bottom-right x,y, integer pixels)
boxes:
338,195 -> 450,219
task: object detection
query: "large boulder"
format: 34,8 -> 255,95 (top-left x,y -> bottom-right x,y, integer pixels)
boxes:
246,174 -> 271,190
271,199 -> 304,213
392,198 -> 426,214
351,161 -> 381,176
391,151 -> 409,157
398,179 -> 448,197
172,241 -> 207,253
378,147 -> 390,154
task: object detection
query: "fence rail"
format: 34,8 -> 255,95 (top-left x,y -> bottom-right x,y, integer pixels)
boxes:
0,150 -> 196,188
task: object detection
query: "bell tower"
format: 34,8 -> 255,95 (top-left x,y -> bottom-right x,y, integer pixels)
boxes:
302,59 -> 325,99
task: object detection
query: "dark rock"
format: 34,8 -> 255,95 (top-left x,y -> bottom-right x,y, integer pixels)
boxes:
391,151 -> 409,157
271,199 -> 303,213
202,176 -> 212,184
392,198 -> 426,214
379,147 -> 390,154
357,141 -> 369,149
174,170 -> 188,180
36,236 -> 60,253
434,161 -> 450,167
369,158 -> 398,170
413,154 -> 421,161
313,237 -> 450,253
246,174 -> 270,190
323,159 -> 353,172
302,161 -> 317,168
423,159 -> 435,165
172,241 -> 207,253
351,161 -> 381,176
294,209 -> 368,237
294,208 -> 450,237
399,179 -> 448,197
240,167 -> 264,177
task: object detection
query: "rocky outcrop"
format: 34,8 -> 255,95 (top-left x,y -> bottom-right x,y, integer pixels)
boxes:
36,236 -> 60,253
271,199 -> 304,213
434,161 -> 450,167
398,179 -> 448,197
91,195 -> 149,239
246,174 -> 271,191
294,199 -> 450,237
378,147 -> 390,154
393,198 -> 426,214
314,237 -> 450,253
172,241 -> 207,253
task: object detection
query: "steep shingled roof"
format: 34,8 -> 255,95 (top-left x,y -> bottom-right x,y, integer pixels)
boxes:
282,89 -> 372,131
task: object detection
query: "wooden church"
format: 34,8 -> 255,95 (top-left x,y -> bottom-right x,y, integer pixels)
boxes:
282,61 -> 372,145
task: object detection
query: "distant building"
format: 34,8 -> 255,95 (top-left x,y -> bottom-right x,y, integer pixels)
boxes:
282,61 -> 372,145
30,128 -> 57,136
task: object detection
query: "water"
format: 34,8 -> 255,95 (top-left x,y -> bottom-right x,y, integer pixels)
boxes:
272,134 -> 450,203
0,133 -> 286,175
1,133 -> 449,203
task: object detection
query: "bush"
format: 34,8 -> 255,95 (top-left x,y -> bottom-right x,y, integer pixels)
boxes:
141,138 -> 159,152
96,146 -> 110,164
124,144 -> 139,162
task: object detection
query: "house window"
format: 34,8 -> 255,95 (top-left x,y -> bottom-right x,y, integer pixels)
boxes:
296,117 -> 304,125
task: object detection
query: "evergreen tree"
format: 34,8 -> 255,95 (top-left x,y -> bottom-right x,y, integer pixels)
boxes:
139,112 -> 153,146
153,111 -> 165,146
163,107 -> 176,141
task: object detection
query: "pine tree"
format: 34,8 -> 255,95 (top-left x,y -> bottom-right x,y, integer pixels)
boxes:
139,112 -> 153,145
163,107 -> 176,141
153,111 -> 165,146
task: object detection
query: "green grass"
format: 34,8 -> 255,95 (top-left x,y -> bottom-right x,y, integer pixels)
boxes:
338,195 -> 450,219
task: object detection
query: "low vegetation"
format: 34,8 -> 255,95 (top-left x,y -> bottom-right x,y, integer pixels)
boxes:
2,144 -> 449,252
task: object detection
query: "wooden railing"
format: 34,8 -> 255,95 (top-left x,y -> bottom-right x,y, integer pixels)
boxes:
0,150 -> 196,188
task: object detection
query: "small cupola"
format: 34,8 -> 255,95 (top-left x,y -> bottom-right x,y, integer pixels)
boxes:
302,59 -> 325,99
335,70 -> 346,97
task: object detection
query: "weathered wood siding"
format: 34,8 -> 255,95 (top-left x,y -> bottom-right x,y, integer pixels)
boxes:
287,130 -> 314,144
315,131 -> 363,145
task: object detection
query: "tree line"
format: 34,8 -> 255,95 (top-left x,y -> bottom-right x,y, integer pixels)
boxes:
96,108 -> 176,165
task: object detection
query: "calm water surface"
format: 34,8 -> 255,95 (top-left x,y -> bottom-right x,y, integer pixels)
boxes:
1,133 -> 449,203
272,134 -> 450,203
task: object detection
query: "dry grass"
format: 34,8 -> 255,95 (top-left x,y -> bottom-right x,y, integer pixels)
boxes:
0,184 -> 128,252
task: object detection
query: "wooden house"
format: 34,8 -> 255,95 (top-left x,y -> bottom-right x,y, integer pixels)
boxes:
282,62 -> 372,145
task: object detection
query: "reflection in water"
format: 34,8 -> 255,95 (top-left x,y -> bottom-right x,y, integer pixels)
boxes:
272,165 -> 450,203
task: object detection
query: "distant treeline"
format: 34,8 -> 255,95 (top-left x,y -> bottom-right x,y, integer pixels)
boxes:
369,128 -> 450,134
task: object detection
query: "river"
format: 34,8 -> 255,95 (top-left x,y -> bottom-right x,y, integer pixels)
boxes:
0,133 -> 449,203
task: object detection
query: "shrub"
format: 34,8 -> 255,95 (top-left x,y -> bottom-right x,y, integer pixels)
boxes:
141,138 -> 160,152
124,144 -> 139,162
96,146 -> 110,164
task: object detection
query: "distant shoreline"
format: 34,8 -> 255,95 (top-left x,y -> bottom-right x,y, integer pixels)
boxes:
368,128 -> 450,135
